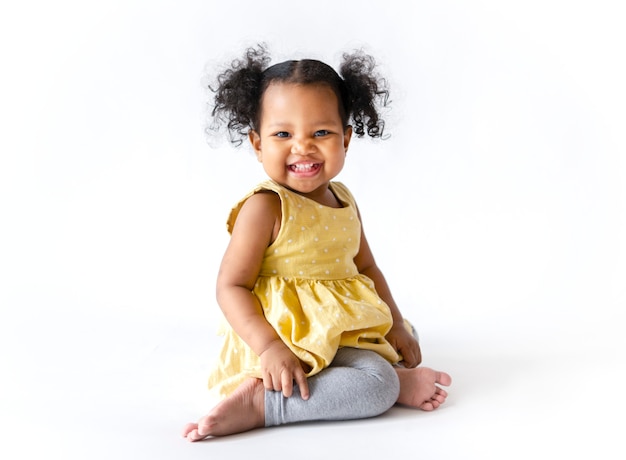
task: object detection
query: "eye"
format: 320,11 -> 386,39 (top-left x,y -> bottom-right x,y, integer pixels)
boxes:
274,131 -> 290,138
314,130 -> 330,137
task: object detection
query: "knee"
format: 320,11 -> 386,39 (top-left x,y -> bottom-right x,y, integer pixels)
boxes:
371,363 -> 400,415
334,348 -> 400,417
362,356 -> 400,417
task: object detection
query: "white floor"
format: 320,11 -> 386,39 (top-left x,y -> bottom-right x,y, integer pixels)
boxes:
2,299 -> 623,460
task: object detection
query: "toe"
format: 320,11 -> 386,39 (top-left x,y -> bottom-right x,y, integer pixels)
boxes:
420,401 -> 435,411
437,371 -> 452,386
186,429 -> 200,442
181,423 -> 198,438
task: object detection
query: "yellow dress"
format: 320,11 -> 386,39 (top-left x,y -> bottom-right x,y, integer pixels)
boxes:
208,180 -> 401,398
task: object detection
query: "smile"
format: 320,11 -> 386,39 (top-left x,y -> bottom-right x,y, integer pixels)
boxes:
289,162 -> 322,173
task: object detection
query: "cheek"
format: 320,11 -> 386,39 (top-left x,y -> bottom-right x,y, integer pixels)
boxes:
260,154 -> 284,172
332,153 -> 347,170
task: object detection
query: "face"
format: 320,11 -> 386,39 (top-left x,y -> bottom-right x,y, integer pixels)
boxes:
249,82 -> 352,202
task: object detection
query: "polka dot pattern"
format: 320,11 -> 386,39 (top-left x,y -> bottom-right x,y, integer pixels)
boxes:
252,183 -> 362,280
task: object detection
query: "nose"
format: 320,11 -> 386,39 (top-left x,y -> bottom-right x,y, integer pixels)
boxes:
290,136 -> 314,155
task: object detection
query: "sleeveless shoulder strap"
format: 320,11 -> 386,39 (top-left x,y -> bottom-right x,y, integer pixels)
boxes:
329,181 -> 357,209
226,180 -> 284,234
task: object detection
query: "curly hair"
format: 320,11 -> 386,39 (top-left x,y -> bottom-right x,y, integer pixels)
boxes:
207,44 -> 390,146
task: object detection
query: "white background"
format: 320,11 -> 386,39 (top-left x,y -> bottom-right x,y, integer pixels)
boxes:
1,1 -> 624,459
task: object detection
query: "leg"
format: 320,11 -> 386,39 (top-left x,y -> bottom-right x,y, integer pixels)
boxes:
265,347 -> 399,426
395,367 -> 452,410
183,347 -> 399,440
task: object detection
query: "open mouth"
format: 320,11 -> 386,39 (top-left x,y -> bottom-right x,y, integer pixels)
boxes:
288,163 -> 322,174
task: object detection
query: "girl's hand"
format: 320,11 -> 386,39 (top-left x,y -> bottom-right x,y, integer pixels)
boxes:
259,340 -> 310,399
386,324 -> 422,368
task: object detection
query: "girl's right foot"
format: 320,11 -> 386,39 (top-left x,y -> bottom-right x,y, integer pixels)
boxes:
182,378 -> 265,441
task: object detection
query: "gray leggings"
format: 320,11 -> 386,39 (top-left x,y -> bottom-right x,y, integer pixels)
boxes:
265,347 -> 400,427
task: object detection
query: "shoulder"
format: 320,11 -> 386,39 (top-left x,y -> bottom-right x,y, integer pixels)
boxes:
330,181 -> 358,207
227,182 -> 283,234
241,189 -> 281,214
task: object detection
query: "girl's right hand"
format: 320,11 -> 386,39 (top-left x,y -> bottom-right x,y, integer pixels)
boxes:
259,340 -> 310,400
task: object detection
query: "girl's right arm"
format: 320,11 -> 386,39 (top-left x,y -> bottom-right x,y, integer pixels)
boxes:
216,191 -> 309,399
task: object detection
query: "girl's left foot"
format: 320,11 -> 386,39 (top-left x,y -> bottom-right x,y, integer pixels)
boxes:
395,367 -> 452,410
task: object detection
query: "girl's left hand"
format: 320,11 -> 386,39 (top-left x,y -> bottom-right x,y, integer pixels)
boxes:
386,324 -> 422,368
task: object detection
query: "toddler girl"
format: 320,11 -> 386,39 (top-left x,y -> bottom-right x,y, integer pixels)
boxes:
183,45 -> 451,441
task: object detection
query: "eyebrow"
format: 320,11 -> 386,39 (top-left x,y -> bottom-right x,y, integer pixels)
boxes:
265,120 -> 340,129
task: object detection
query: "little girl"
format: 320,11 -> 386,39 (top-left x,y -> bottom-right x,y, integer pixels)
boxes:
183,45 -> 451,441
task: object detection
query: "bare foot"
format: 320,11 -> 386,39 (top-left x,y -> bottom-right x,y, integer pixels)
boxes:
182,378 -> 265,441
395,367 -> 452,411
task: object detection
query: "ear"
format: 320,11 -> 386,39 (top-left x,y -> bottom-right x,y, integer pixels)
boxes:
343,126 -> 353,154
248,130 -> 262,162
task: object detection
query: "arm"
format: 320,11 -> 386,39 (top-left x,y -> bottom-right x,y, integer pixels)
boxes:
216,191 -> 309,398
353,212 -> 422,368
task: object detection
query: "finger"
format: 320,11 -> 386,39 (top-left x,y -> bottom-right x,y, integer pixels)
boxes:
412,341 -> 422,366
264,370 -> 281,392
398,347 -> 410,364
402,348 -> 417,368
413,342 -> 422,366
271,371 -> 282,392
262,371 -> 274,391
281,370 -> 294,398
399,346 -> 418,368
294,369 -> 309,400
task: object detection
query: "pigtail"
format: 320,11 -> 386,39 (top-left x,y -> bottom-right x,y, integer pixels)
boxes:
339,51 -> 390,139
208,45 -> 271,146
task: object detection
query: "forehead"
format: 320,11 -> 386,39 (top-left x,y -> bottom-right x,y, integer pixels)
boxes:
260,82 -> 340,112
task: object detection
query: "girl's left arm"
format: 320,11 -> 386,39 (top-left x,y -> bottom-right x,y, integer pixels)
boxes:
353,216 -> 422,368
